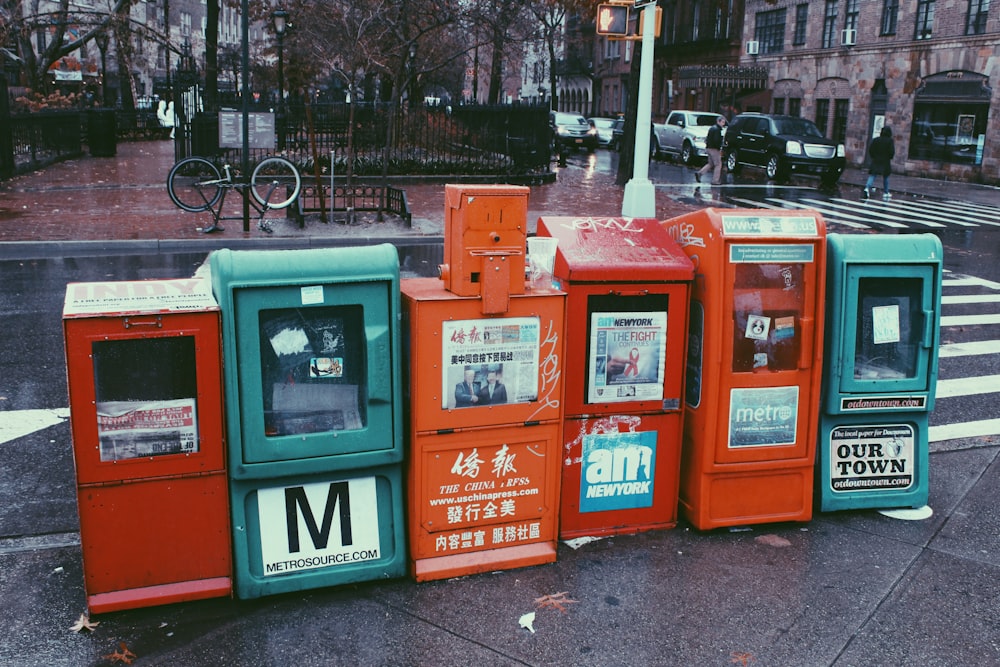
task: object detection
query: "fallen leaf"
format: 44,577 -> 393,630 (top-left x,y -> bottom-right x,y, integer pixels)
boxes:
731,651 -> 756,665
69,613 -> 99,633
519,611 -> 536,634
755,534 -> 791,548
103,642 -> 137,664
534,591 -> 578,613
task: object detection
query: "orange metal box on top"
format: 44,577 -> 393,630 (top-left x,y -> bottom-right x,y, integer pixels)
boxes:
401,277 -> 565,581
660,209 -> 827,530
63,278 -> 231,613
537,216 -> 694,539
440,184 -> 529,308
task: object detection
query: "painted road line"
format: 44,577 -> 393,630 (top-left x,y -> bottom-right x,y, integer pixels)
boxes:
797,198 -> 909,228
935,374 -> 1000,399
942,275 -> 1000,290
939,339 -> 1000,358
940,313 -> 1000,327
942,294 -> 1000,304
888,199 -> 1000,228
0,408 -> 70,446
763,198 -> 873,228
868,200 -> 980,227
726,197 -> 789,210
829,198 -> 947,227
930,418 -> 1000,443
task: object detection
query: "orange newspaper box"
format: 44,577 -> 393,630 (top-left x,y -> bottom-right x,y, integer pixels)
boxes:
661,209 -> 827,529
402,186 -> 566,582
440,184 -> 529,312
537,216 -> 694,539
62,278 -> 231,613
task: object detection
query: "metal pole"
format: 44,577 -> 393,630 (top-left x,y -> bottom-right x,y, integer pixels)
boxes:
277,33 -> 285,150
621,3 -> 657,218
241,0 -> 250,231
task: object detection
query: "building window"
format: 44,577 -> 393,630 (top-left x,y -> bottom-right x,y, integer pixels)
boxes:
844,0 -> 859,31
909,71 -> 989,164
967,0 -> 990,34
822,1 -> 838,48
832,99 -> 850,143
915,0 -> 935,40
181,11 -> 192,37
881,0 -> 899,35
815,98 -> 831,136
754,8 -> 787,54
692,1 -> 700,41
789,98 -> 802,117
774,97 -> 786,114
605,38 -> 621,60
793,4 -> 808,45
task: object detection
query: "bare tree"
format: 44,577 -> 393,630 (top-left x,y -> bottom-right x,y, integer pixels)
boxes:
527,0 -> 591,111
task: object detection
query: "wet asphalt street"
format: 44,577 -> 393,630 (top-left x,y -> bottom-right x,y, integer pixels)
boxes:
1,140 -> 999,666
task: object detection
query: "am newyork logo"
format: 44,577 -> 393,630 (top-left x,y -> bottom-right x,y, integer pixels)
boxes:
580,432 -> 657,512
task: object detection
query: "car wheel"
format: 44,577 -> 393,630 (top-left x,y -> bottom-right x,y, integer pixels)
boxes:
725,151 -> 739,173
766,154 -> 785,181
820,171 -> 841,188
681,142 -> 693,165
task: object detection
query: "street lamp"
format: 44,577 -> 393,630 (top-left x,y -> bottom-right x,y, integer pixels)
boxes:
94,29 -> 110,107
271,7 -> 288,149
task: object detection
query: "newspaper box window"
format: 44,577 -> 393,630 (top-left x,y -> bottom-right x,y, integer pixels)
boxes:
260,305 -> 366,436
93,336 -> 200,460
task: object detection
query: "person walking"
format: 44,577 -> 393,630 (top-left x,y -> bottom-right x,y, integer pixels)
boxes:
863,126 -> 896,201
695,115 -> 727,186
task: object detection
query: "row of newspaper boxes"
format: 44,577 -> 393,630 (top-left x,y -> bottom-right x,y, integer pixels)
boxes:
62,186 -> 942,613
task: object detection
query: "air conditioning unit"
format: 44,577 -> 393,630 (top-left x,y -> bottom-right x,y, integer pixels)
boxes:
842,28 -> 857,46
746,40 -> 760,56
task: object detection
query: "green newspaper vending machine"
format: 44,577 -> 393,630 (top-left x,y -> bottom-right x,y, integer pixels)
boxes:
211,245 -> 407,599
818,234 -> 942,512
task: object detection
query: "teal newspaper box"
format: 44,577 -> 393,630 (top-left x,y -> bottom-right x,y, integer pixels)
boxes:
210,245 -> 406,598
818,234 -> 942,512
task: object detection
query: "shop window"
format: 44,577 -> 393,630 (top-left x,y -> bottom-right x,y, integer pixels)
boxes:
908,71 -> 989,164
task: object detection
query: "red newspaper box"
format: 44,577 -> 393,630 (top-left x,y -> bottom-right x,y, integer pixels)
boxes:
661,209 -> 827,529
537,216 -> 694,539
63,278 -> 231,613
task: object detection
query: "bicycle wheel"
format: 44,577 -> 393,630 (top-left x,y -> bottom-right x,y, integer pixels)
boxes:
167,157 -> 223,212
251,157 -> 301,209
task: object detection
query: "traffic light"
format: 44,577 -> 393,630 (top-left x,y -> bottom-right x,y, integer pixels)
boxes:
596,3 -> 630,37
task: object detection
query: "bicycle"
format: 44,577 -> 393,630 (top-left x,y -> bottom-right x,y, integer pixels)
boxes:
166,155 -> 302,233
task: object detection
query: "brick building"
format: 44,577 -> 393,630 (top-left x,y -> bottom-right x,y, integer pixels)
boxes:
742,0 -> 999,183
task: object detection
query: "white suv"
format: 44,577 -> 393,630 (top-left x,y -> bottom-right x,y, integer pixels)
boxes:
652,111 -> 721,164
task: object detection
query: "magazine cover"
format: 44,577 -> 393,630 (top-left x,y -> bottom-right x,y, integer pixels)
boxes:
588,311 -> 667,404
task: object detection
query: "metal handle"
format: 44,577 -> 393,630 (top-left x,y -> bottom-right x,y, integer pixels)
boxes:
123,316 -> 162,329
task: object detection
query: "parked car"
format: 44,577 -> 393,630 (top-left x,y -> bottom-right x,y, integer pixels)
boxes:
550,111 -> 599,152
723,113 -> 846,186
588,117 -> 617,148
651,110 -> 721,164
610,118 -> 625,151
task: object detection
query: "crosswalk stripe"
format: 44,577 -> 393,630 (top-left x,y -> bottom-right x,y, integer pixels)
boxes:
942,294 -> 1000,304
941,313 -> 1000,326
943,276 -> 1000,289
828,198 -> 947,227
795,198 -> 909,228
764,198 -> 876,228
886,199 -> 1000,227
929,418 -> 1000,443
0,408 -> 70,446
939,340 -> 1000,357
936,374 -> 1000,398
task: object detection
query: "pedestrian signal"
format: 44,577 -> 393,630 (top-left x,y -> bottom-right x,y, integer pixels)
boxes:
596,4 -> 630,37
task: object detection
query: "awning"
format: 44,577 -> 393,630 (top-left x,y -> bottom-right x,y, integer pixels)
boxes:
678,65 -> 769,90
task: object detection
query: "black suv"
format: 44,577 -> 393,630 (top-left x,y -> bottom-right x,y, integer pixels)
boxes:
723,113 -> 845,186
550,111 -> 598,152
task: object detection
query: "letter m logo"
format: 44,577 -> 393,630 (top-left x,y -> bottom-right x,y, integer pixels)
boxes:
284,482 -> 352,553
